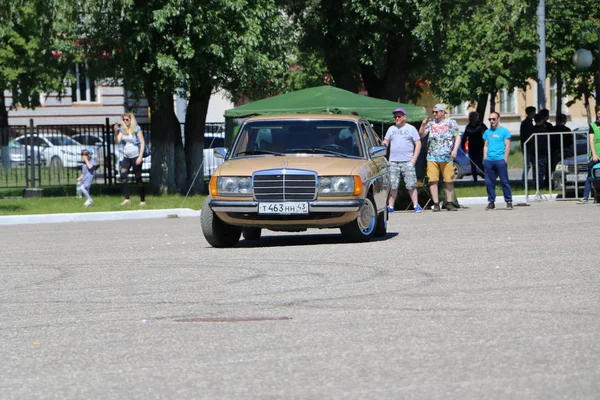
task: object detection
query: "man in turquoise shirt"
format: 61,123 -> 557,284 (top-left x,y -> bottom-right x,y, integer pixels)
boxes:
483,111 -> 513,210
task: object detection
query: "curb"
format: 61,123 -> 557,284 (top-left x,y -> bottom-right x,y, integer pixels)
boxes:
0,208 -> 201,226
457,194 -> 558,205
0,194 -> 559,226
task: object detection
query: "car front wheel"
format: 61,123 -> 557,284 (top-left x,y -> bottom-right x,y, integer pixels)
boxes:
201,196 -> 242,248
340,193 -> 377,242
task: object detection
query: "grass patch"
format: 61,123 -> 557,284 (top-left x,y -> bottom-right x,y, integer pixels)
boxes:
0,192 -> 206,216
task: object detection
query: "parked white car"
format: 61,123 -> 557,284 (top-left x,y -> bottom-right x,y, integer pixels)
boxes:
0,140 -> 47,167
13,134 -> 85,168
72,132 -> 151,175
203,132 -> 225,177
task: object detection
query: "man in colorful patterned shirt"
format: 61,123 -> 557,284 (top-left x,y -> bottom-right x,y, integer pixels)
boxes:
418,104 -> 462,211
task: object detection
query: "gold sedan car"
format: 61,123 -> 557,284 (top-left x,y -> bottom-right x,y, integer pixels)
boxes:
201,114 -> 391,247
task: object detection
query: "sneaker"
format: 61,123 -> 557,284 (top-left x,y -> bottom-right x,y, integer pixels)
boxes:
485,202 -> 495,211
577,198 -> 588,204
120,199 -> 131,206
414,205 -> 423,213
506,202 -> 513,210
84,199 -> 93,207
432,202 -> 441,212
386,205 -> 394,213
445,202 -> 458,211
139,201 -> 147,206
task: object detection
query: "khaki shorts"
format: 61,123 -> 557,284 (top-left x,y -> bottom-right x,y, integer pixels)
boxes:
427,161 -> 455,183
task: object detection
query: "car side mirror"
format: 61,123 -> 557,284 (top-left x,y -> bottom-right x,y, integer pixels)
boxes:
369,146 -> 387,158
214,147 -> 227,159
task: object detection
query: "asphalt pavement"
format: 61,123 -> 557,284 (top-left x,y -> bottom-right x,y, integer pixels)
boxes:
1,201 -> 598,399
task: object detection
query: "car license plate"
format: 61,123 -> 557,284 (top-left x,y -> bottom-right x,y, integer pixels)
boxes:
258,202 -> 309,214
566,173 -> 587,181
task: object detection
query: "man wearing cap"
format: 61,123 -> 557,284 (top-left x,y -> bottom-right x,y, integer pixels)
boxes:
383,108 -> 422,212
418,104 -> 461,211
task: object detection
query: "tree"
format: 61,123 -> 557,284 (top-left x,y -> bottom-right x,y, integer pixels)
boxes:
0,0 -> 74,128
283,0 -> 426,103
79,0 -> 290,194
412,0 -> 538,117
546,0 -> 600,118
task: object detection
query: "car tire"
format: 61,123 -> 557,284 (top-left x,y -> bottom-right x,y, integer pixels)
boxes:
201,196 -> 242,248
374,205 -> 387,238
50,156 -> 63,169
453,161 -> 464,179
242,227 -> 262,241
340,193 -> 377,242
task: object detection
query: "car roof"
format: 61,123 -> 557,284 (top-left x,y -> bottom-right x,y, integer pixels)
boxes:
243,114 -> 362,122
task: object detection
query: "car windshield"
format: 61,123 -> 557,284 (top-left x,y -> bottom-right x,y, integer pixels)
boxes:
47,136 -> 81,146
230,120 -> 363,158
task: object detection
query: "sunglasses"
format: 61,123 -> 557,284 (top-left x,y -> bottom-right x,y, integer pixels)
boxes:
488,118 -> 498,121
123,118 -> 130,121
394,115 -> 405,119
432,110 -> 440,114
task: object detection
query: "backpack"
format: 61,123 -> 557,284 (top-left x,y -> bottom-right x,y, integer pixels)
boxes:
132,127 -> 151,158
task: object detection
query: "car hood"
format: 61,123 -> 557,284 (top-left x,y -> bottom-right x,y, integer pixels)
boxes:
561,154 -> 589,165
217,155 -> 368,176
52,145 -> 85,154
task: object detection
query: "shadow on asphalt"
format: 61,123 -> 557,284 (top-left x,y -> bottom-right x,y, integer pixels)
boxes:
232,231 -> 400,248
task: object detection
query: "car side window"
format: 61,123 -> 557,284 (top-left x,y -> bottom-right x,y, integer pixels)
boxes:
360,122 -> 376,150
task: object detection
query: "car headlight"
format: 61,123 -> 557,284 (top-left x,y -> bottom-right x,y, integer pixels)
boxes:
593,168 -> 600,178
554,163 -> 568,172
216,176 -> 252,195
318,176 -> 362,196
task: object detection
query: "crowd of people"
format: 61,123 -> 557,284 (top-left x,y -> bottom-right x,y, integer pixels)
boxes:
383,103 -> 600,212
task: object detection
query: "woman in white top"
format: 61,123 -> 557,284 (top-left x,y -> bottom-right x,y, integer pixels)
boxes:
113,112 -> 146,206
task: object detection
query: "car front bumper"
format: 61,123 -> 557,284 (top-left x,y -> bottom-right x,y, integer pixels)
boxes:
210,199 -> 366,230
209,199 -> 365,213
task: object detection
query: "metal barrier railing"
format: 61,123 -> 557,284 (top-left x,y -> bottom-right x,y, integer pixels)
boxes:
0,119 -> 225,190
523,130 -> 589,202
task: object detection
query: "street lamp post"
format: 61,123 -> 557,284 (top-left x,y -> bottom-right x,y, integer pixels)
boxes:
573,27 -> 600,103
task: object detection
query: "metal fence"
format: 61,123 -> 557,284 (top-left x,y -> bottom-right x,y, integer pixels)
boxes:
0,119 -> 225,190
523,129 -> 590,201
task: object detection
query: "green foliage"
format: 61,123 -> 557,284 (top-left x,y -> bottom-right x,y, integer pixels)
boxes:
0,0 -> 74,109
546,0 -> 600,103
412,0 -> 538,107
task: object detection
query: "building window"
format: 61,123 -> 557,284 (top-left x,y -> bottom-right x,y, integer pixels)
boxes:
71,63 -> 97,103
499,89 -> 515,114
549,77 -> 568,114
451,102 -> 467,116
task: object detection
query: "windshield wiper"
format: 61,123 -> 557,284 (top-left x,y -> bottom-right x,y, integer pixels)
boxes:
236,150 -> 285,156
288,148 -> 349,158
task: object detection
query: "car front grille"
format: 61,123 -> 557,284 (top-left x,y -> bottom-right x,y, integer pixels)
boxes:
253,169 -> 317,202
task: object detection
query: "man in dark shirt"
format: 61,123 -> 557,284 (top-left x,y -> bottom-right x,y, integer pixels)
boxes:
520,106 -> 536,184
550,113 -> 572,173
532,113 -> 549,188
462,111 -> 487,183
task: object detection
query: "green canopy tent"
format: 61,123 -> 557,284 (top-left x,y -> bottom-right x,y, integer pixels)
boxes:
223,85 -> 427,143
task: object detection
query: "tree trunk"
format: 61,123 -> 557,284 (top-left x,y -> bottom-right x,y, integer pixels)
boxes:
489,90 -> 497,113
321,0 -> 360,93
556,70 -> 562,116
147,90 -> 181,194
475,93 -> 488,122
185,85 -> 212,194
0,92 -> 8,148
0,92 -> 8,129
361,33 -> 411,102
